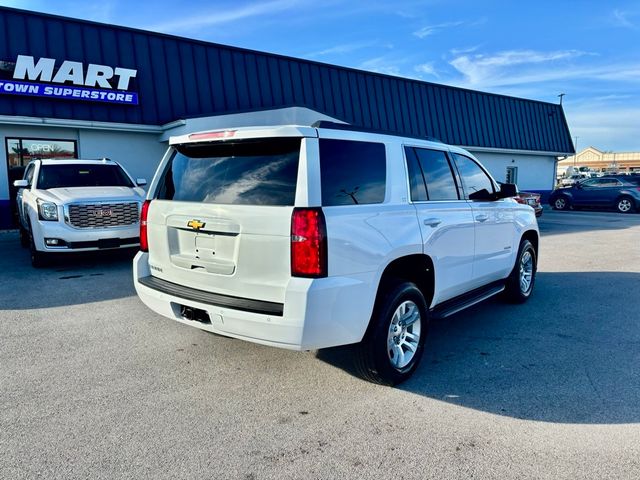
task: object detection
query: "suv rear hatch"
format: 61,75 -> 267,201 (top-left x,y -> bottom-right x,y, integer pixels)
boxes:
145,132 -> 312,309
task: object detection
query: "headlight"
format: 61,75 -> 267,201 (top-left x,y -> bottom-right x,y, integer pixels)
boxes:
37,200 -> 59,221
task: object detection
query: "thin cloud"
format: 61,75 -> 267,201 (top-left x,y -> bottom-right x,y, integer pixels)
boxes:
414,62 -> 439,78
305,41 -> 381,58
413,21 -> 464,38
413,17 -> 485,39
147,0 -> 301,32
450,45 -> 482,55
359,56 -> 402,76
611,9 -> 637,28
449,49 -> 597,87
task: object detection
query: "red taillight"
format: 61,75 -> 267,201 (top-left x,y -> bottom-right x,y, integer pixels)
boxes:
291,208 -> 327,278
514,196 -> 526,204
140,200 -> 151,252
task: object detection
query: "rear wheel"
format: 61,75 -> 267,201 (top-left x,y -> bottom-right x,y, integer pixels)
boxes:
616,196 -> 634,214
503,239 -> 536,303
552,196 -> 570,210
353,281 -> 428,386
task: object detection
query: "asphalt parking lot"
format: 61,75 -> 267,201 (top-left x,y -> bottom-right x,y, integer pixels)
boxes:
1,209 -> 639,479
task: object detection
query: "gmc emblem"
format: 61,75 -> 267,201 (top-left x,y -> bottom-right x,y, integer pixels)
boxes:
93,208 -> 112,217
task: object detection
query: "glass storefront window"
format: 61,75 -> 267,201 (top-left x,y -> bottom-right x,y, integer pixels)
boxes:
5,137 -> 78,226
7,138 -> 77,165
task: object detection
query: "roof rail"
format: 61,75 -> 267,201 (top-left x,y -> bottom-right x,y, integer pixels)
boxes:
311,120 -> 443,144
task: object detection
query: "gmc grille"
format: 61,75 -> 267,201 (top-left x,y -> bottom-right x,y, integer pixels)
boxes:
67,202 -> 140,229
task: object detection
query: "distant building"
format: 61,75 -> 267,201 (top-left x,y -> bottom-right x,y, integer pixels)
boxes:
559,147 -> 640,173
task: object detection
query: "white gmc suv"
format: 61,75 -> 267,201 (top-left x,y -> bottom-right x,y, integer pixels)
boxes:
14,159 -> 146,267
134,122 -> 539,385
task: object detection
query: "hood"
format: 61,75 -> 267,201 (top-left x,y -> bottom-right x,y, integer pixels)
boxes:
38,186 -> 145,204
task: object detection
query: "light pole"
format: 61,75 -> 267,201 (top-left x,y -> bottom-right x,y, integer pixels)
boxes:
573,136 -> 579,166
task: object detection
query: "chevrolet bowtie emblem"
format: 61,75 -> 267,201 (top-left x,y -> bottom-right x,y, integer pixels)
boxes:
187,219 -> 205,230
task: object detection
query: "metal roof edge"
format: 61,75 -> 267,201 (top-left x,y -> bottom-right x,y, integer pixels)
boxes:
463,145 -> 572,157
0,115 -> 162,133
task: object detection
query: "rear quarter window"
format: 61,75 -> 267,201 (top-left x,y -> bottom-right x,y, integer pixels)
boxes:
319,139 -> 386,206
157,138 -> 301,206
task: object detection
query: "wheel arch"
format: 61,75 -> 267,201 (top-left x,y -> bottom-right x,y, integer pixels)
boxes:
520,229 -> 539,259
375,254 -> 435,310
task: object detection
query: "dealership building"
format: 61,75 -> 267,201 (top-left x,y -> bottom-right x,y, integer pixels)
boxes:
0,6 -> 574,228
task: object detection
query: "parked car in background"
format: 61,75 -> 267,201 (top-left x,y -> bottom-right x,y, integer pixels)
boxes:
560,173 -> 590,186
14,159 -> 147,267
549,176 -> 640,213
514,191 -> 542,217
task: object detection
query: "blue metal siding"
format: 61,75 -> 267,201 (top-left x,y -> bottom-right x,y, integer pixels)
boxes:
0,7 -> 574,154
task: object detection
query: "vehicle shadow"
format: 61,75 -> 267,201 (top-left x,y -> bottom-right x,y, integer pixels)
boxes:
0,231 -> 137,310
317,271 -> 640,424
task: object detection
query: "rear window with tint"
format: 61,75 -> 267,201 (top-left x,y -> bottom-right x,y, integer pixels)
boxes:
320,139 -> 386,206
157,138 -> 301,206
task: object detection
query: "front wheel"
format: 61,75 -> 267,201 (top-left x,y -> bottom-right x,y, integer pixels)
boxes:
616,196 -> 635,214
552,196 -> 570,210
28,224 -> 47,268
19,224 -> 29,248
353,281 -> 428,386
503,239 -> 537,303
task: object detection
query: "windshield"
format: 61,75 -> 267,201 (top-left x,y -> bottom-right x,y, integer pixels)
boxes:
157,138 -> 301,206
37,164 -> 134,189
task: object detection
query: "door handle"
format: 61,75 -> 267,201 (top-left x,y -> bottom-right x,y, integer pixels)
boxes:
423,218 -> 442,227
475,214 -> 489,223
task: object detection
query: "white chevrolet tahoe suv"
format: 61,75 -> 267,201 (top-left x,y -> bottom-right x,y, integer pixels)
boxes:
134,122 -> 538,385
14,159 -> 146,267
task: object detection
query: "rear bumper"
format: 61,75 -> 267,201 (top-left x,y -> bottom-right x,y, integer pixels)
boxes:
133,252 -> 375,351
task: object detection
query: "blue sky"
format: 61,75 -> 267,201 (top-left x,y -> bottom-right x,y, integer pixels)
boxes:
3,0 -> 640,152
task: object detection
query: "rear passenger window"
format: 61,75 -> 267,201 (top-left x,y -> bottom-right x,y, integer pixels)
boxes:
452,153 -> 495,199
320,139 -> 386,206
406,147 -> 459,201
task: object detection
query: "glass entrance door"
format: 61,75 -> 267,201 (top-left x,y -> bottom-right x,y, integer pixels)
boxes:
6,137 -> 78,226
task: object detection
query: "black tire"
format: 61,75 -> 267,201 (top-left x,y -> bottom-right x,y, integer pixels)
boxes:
353,281 -> 428,386
551,195 -> 570,210
615,196 -> 635,214
503,239 -> 536,304
28,223 -> 47,268
19,224 -> 29,248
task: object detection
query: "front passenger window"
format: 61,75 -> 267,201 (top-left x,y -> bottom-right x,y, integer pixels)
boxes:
452,153 -> 495,200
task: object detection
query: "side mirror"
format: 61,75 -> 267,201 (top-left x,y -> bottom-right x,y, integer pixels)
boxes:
468,188 -> 494,201
13,179 -> 29,188
496,183 -> 517,199
136,178 -> 147,186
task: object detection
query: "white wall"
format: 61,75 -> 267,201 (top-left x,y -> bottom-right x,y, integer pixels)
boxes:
469,150 -> 557,191
77,129 -> 166,183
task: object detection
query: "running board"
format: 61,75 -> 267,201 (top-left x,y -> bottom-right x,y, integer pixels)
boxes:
430,282 -> 505,320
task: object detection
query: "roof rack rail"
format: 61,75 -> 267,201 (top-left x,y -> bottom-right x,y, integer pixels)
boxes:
311,120 -> 443,144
